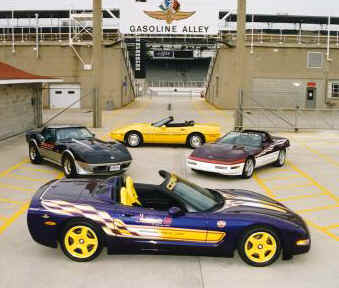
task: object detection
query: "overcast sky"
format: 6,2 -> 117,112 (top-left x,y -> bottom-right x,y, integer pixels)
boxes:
0,0 -> 337,17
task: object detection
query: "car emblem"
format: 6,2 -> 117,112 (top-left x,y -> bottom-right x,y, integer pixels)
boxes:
42,214 -> 50,219
110,156 -> 115,160
208,155 -> 213,159
217,220 -> 226,228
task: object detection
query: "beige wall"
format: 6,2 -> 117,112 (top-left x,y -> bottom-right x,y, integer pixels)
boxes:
206,45 -> 339,109
0,83 -> 42,140
0,44 -> 135,109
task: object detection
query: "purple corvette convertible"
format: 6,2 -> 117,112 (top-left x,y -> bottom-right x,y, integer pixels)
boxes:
27,171 -> 310,266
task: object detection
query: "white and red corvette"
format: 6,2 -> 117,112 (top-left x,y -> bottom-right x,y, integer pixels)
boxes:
187,130 -> 290,178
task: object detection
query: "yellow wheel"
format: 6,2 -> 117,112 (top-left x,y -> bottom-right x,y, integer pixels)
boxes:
239,227 -> 281,267
61,222 -> 103,262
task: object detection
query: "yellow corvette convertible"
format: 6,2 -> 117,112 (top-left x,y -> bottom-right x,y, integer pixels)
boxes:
110,116 -> 221,148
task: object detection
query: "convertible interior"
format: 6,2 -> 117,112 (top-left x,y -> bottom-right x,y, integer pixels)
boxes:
116,176 -> 183,211
152,116 -> 195,128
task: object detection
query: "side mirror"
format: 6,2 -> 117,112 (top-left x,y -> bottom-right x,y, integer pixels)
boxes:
168,207 -> 185,218
36,134 -> 45,143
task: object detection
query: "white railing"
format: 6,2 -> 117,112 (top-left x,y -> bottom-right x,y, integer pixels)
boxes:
148,80 -> 206,88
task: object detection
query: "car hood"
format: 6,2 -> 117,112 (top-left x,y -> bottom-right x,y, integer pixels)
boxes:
68,138 -> 132,164
214,189 -> 292,216
191,143 -> 260,163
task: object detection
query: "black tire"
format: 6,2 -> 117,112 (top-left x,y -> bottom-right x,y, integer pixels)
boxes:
62,154 -> 77,178
242,158 -> 255,179
238,226 -> 282,267
187,133 -> 205,149
60,220 -> 104,262
125,131 -> 142,147
274,149 -> 287,167
29,142 -> 43,164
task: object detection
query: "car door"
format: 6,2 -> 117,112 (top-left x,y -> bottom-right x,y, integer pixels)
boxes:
110,204 -> 210,248
39,128 -> 58,161
255,140 -> 279,167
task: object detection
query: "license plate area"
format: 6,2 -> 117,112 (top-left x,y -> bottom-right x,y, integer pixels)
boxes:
109,165 -> 121,172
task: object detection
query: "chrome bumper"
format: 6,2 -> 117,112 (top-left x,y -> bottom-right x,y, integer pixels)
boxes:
75,160 -> 132,176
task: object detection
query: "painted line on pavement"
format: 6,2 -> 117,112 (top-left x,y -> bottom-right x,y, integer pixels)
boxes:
276,193 -> 327,202
270,183 -> 314,191
303,144 -> 339,168
0,159 -> 64,236
8,174 -> 51,183
253,161 -> 339,241
0,198 -> 24,204
0,202 -> 30,235
297,204 -> 339,215
288,161 -> 339,203
0,182 -> 35,192
0,159 -> 30,178
259,174 -> 301,182
305,220 -> 339,241
20,166 -> 60,175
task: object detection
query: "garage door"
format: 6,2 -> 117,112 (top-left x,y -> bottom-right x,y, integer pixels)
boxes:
49,84 -> 81,109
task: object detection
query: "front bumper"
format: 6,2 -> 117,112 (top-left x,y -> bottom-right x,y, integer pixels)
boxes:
187,157 -> 245,176
75,160 -> 132,175
110,132 -> 125,143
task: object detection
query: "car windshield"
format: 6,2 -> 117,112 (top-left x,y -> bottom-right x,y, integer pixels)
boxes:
166,174 -> 222,212
217,132 -> 262,148
152,117 -> 173,127
56,127 -> 93,141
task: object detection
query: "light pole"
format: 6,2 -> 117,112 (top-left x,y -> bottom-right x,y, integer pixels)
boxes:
235,0 -> 247,130
92,0 -> 103,128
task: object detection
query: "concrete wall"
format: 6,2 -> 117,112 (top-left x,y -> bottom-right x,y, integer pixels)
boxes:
0,44 -> 135,110
0,84 -> 41,141
206,45 -> 339,109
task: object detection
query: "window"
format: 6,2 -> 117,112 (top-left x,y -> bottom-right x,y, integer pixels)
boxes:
42,129 -> 56,142
330,83 -> 339,99
55,91 -> 62,94
68,91 -> 75,94
307,52 -> 323,68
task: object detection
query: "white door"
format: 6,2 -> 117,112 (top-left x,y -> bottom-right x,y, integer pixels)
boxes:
49,84 -> 81,109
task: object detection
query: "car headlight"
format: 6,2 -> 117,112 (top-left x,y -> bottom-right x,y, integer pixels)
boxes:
296,239 -> 310,246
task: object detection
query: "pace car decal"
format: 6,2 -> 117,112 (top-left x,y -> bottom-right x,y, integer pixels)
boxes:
41,200 -> 226,243
215,190 -> 288,213
255,140 -> 287,158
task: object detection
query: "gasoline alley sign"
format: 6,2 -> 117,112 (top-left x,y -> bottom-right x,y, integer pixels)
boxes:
120,0 -> 219,35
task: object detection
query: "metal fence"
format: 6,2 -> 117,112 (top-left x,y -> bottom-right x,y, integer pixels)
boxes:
235,93 -> 339,131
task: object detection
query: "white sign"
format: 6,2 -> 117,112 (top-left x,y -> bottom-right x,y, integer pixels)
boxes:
120,0 -> 219,35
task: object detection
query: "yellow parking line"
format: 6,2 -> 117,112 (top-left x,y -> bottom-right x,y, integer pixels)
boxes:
288,161 -> 339,204
20,166 -> 60,175
303,144 -> 339,167
8,174 -> 51,183
0,159 -> 30,178
296,204 -> 339,215
0,170 -> 63,236
305,220 -> 339,241
0,182 -> 35,192
276,193 -> 327,202
0,198 -> 23,205
259,174 -> 301,182
253,173 -> 276,199
0,215 -> 8,221
0,202 -> 30,235
270,183 -> 314,191
324,224 -> 339,231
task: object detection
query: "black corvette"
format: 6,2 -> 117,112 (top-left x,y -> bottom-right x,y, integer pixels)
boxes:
26,125 -> 132,178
